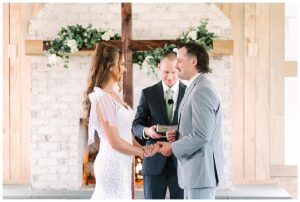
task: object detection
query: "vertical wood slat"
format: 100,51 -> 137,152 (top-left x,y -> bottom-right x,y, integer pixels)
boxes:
270,3 -> 285,165
230,3 -> 245,183
20,3 -> 40,184
9,3 -> 22,183
121,3 -> 133,108
255,4 -> 270,180
3,3 -> 10,183
243,3 -> 256,180
121,3 -> 134,198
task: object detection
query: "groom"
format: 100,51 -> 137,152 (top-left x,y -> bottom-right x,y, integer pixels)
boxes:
158,42 -> 224,199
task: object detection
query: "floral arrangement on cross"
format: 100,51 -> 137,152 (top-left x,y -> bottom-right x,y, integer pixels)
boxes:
45,20 -> 216,73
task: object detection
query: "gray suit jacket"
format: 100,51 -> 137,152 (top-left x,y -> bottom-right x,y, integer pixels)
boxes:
172,73 -> 224,189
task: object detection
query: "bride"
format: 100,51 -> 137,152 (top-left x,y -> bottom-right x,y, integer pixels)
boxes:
83,43 -> 160,199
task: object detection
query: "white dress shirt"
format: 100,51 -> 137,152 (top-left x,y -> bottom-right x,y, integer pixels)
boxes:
143,80 -> 180,139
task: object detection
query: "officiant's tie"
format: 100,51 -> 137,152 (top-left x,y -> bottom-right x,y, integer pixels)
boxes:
165,88 -> 174,124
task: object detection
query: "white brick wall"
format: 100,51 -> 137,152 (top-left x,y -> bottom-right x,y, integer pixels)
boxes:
29,3 -> 232,190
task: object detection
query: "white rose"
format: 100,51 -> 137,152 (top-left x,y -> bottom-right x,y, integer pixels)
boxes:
66,39 -> 78,53
101,32 -> 110,41
145,55 -> 153,62
48,54 -> 57,64
173,48 -> 178,53
187,30 -> 197,40
142,60 -> 151,73
107,29 -> 116,38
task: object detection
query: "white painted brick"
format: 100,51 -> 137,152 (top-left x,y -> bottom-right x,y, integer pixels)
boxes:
38,158 -> 57,166
38,126 -> 58,134
49,151 -> 69,159
38,142 -> 59,151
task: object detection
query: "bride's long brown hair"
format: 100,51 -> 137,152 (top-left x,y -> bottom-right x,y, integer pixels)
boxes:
83,42 -> 122,125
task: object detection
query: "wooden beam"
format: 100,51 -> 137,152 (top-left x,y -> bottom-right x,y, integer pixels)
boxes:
243,3 -> 256,180
25,39 -> 233,56
230,3 -> 245,183
255,3 -> 270,180
9,3 -> 22,183
270,3 -> 285,165
215,3 -> 232,18
122,3 -> 133,108
270,165 -> 298,177
121,3 -> 134,198
3,2 -> 10,184
284,61 -> 297,77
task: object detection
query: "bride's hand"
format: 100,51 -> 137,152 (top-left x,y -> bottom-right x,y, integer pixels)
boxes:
143,143 -> 161,157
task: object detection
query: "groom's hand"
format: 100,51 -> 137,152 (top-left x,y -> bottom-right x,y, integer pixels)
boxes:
157,141 -> 173,157
145,125 -> 161,139
166,130 -> 176,142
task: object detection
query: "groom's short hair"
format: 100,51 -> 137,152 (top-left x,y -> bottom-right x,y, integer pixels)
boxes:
178,42 -> 212,73
160,51 -> 177,63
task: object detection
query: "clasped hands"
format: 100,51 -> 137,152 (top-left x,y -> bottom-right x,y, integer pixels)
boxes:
142,128 -> 177,157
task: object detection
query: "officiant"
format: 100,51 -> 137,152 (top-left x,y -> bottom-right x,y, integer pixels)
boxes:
132,51 -> 186,199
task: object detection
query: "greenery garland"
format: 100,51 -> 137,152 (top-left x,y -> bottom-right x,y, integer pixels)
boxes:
45,20 -> 216,72
45,24 -> 120,68
133,20 -> 217,75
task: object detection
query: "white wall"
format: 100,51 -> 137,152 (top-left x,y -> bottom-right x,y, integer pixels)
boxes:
284,2 -> 299,165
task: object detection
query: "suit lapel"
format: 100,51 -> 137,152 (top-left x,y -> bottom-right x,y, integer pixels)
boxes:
178,74 -> 206,123
157,82 -> 169,124
172,82 -> 185,125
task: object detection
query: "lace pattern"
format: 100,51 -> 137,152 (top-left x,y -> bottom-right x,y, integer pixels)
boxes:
89,87 -> 134,200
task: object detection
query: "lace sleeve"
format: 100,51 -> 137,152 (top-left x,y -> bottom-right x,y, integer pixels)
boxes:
88,90 -> 117,145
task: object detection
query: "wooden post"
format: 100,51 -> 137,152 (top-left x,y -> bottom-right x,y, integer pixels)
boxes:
121,3 -> 134,198
121,3 -> 133,108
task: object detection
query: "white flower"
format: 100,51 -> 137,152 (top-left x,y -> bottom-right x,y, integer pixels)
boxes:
48,54 -> 58,64
66,39 -> 78,53
142,60 -> 152,73
145,55 -> 154,62
173,48 -> 178,53
187,30 -> 197,40
101,32 -> 110,41
107,29 -> 116,38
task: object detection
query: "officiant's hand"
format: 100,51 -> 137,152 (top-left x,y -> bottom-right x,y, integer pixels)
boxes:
145,125 -> 161,139
157,141 -> 173,157
143,143 -> 161,157
166,130 -> 176,143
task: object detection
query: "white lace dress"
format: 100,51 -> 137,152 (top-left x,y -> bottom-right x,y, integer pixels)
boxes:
88,87 -> 134,200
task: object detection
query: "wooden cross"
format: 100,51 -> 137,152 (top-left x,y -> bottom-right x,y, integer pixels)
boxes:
116,3 -> 232,108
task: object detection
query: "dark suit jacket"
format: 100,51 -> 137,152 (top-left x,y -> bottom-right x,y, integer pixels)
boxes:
132,81 -> 186,175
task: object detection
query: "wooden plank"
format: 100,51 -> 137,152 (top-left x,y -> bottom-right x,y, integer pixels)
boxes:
121,3 -> 134,197
25,39 -> 233,56
122,3 -> 133,108
211,39 -> 233,55
20,3 -> 41,184
215,3 -> 232,18
24,40 -> 44,55
270,3 -> 285,165
3,2 -> 10,184
284,61 -> 297,77
270,165 -> 297,177
9,3 -> 22,183
255,3 -> 270,180
243,3 -> 256,180
230,3 -> 245,183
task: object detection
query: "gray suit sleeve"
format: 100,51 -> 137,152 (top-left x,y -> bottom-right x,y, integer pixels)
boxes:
172,86 -> 218,160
